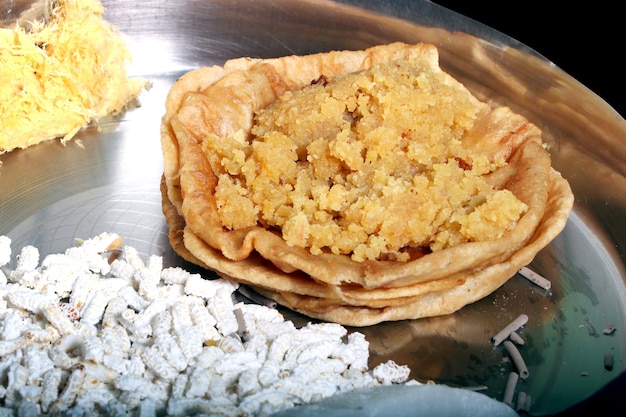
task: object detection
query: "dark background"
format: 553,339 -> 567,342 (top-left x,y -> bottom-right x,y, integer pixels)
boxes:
430,2 -> 624,118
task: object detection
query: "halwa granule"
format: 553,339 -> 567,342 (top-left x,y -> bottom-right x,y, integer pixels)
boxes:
203,59 -> 528,262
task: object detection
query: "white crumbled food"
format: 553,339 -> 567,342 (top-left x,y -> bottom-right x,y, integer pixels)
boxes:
0,232 -> 417,416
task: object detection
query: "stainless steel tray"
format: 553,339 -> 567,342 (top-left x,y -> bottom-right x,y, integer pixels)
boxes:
2,1 -> 625,415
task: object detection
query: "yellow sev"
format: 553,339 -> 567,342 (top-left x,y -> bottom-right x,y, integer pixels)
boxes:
0,0 -> 146,154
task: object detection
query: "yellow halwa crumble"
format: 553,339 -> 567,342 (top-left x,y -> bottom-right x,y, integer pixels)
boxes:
203,59 -> 528,262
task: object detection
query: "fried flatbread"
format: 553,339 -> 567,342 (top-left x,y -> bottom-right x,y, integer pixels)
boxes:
162,164 -> 572,327
160,42 -> 574,326
161,177 -> 466,306
241,167 -> 573,326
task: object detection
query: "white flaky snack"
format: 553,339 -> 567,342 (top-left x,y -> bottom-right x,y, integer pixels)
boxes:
0,233 -> 415,416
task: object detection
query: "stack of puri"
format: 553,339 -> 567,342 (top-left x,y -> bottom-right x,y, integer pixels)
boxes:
159,42 -> 574,327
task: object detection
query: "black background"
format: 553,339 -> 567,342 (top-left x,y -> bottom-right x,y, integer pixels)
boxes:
430,2 -> 624,118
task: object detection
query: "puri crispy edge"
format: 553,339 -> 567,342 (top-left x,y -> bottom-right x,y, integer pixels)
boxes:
160,42 -> 574,326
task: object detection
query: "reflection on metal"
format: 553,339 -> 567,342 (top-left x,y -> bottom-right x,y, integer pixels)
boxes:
1,1 -> 625,414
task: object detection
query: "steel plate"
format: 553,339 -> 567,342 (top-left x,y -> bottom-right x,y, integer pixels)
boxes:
1,1 -> 625,415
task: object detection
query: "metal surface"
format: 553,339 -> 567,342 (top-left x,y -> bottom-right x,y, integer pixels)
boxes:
1,0 -> 626,415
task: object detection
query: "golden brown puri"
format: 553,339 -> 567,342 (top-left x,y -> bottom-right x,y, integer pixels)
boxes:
160,42 -> 574,326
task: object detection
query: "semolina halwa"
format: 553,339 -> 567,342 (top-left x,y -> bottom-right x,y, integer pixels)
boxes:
160,42 -> 574,326
204,59 -> 527,262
